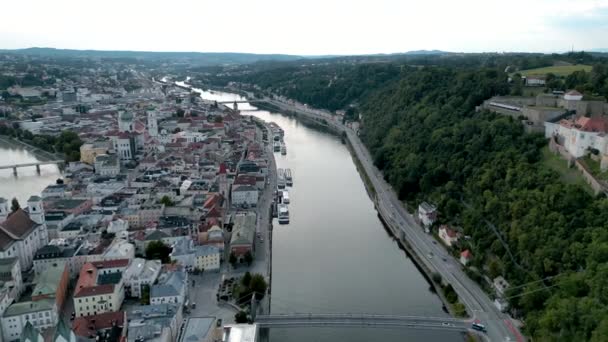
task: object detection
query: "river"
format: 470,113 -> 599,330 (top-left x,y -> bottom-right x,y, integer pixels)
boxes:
0,140 -> 62,204
187,85 -> 462,342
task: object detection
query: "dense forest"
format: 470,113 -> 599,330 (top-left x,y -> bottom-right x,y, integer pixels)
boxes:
206,52 -> 608,340
360,66 -> 608,340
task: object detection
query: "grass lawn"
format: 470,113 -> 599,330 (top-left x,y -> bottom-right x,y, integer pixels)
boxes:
540,146 -> 594,194
517,65 -> 592,77
581,156 -> 608,181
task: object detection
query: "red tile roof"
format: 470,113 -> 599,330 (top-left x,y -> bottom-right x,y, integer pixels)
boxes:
461,249 -> 472,259
0,209 -> 37,240
75,263 -> 98,291
74,284 -> 115,298
72,311 -> 125,338
91,259 -> 130,269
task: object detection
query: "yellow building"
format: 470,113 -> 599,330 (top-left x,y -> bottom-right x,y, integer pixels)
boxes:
80,141 -> 110,165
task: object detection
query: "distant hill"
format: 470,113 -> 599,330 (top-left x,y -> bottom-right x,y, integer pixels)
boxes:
0,47 -> 303,66
403,49 -> 451,55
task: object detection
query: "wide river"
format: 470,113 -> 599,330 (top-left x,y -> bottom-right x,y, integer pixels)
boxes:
0,140 -> 62,204
189,86 -> 461,342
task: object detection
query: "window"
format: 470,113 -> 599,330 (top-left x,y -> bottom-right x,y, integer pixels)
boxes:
45,312 -> 49,317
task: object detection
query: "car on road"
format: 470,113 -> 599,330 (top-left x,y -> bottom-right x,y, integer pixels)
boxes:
427,252 -> 433,259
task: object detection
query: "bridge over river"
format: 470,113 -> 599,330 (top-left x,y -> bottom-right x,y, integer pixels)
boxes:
255,313 -> 472,333
0,160 -> 65,175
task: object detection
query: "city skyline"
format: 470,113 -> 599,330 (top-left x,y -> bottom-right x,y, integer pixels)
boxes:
2,0 -> 608,55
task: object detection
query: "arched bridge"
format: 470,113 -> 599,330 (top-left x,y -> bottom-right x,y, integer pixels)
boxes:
255,313 -> 470,332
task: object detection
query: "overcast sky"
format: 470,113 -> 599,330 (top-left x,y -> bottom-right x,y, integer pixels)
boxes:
2,0 -> 607,55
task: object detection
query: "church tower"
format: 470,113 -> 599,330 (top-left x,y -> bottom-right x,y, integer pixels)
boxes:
0,197 -> 8,222
27,195 -> 48,245
118,110 -> 134,132
27,196 -> 44,225
147,107 -> 159,137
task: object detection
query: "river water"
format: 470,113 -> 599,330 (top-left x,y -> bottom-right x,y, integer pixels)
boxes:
0,141 -> 62,204
189,86 -> 461,342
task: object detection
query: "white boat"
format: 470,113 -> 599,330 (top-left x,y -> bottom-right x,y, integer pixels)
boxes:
277,168 -> 286,189
285,168 -> 293,186
282,190 -> 290,204
278,204 -> 290,224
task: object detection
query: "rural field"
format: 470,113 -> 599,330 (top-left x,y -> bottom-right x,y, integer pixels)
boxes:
517,64 -> 593,77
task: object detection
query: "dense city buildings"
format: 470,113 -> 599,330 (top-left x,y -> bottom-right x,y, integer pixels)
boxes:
0,57 -> 274,341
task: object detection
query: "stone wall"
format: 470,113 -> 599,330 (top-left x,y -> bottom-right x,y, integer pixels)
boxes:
574,159 -> 607,195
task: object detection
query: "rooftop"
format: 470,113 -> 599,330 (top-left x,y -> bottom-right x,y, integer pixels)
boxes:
3,298 -> 55,317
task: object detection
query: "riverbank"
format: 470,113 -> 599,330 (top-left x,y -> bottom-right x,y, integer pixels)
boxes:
0,135 -> 65,162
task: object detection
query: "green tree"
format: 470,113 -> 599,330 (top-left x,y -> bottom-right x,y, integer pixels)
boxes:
249,274 -> 268,299
145,241 -> 172,264
159,196 -> 174,207
10,198 -> 19,212
140,284 -> 150,304
244,251 -> 253,266
229,252 -> 237,268
242,272 -> 252,288
234,311 -> 248,323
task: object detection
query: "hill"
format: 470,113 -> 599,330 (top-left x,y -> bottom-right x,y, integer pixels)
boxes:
0,47 -> 303,66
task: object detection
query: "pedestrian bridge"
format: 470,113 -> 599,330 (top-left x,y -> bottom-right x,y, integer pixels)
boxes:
255,313 -> 469,332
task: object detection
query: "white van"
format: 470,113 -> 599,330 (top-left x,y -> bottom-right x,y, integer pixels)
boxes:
282,190 -> 290,204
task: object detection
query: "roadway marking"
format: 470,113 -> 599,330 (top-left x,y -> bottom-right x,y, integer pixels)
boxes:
504,319 -> 524,342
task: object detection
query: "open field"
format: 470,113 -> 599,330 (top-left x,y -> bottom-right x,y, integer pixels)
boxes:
517,64 -> 592,77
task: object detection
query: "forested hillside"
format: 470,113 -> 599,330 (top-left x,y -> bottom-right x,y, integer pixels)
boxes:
360,66 -> 608,341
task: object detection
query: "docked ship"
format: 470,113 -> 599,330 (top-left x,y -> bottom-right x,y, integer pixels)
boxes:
285,168 -> 293,186
278,204 -> 290,224
277,168 -> 286,189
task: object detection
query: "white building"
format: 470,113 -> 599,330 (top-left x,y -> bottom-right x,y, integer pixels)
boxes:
438,225 -> 459,247
95,154 -> 120,176
0,258 -> 23,317
545,116 -> 608,158
1,299 -> 58,341
524,76 -> 546,86
73,261 -> 126,317
147,108 -> 159,137
107,218 -> 129,234
123,258 -> 162,298
150,269 -> 188,305
0,196 -> 49,271
564,90 -> 583,101
194,245 -> 220,271
493,276 -> 511,298
417,202 -> 437,230
231,185 -> 259,207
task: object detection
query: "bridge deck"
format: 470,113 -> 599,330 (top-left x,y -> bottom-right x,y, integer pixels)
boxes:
0,160 -> 65,170
255,313 -> 470,331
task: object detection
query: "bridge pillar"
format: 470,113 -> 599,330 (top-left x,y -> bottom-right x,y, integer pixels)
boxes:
12,166 -> 17,176
36,164 -> 41,174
